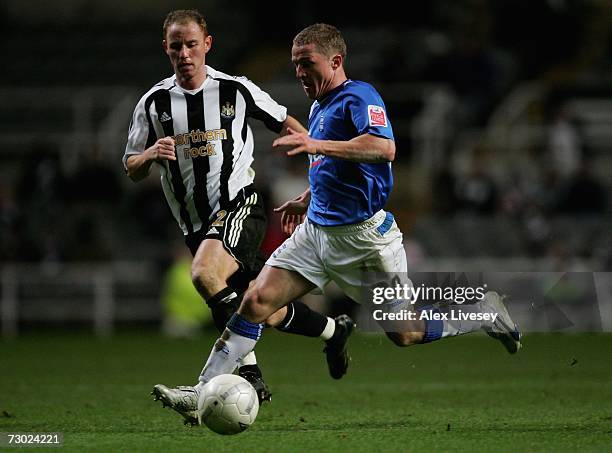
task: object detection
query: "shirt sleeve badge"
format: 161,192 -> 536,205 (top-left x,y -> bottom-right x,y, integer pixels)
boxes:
368,105 -> 387,127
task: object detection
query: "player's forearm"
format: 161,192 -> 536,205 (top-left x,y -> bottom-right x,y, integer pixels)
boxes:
282,115 -> 308,135
125,152 -> 154,182
316,134 -> 395,162
301,187 -> 311,203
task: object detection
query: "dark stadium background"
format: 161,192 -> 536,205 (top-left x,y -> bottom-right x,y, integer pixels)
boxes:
1,1 -> 611,450
1,0 -> 610,334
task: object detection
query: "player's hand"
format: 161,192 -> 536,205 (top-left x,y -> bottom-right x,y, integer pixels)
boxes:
147,137 -> 176,162
277,211 -> 306,235
274,194 -> 308,235
273,127 -> 318,156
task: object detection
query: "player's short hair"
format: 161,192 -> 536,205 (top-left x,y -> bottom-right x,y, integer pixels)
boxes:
293,23 -> 347,59
163,9 -> 208,38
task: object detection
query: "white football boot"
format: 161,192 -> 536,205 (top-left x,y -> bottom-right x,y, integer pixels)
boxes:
483,291 -> 522,354
151,384 -> 201,426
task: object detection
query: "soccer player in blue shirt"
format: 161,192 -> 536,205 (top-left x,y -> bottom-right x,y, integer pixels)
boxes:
194,24 -> 521,401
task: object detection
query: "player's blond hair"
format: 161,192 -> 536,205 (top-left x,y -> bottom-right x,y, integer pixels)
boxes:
163,9 -> 208,38
293,23 -> 347,59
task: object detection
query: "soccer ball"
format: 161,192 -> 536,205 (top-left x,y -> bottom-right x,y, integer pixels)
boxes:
197,374 -> 259,435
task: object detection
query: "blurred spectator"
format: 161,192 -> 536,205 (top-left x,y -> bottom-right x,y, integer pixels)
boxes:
63,148 -> 123,261
431,164 -> 458,215
454,146 -> 499,215
16,144 -> 67,206
522,204 -> 551,257
404,238 -> 426,269
14,143 -> 68,261
547,103 -> 582,180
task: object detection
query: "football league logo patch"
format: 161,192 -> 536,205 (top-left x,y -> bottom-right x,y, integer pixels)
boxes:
368,105 -> 387,127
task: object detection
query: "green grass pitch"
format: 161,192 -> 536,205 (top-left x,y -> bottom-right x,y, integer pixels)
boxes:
1,330 -> 610,452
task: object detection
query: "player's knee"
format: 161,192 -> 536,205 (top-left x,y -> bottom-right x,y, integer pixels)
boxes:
240,286 -> 275,323
386,331 -> 424,347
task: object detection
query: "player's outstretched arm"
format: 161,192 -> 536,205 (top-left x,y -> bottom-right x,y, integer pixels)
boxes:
125,137 -> 177,182
319,133 -> 395,162
273,130 -> 395,163
274,188 -> 311,235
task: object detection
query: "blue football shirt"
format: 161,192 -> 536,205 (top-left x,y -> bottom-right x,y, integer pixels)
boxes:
307,79 -> 394,226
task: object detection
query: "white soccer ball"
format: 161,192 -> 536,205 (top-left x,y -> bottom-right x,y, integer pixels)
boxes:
197,374 -> 259,435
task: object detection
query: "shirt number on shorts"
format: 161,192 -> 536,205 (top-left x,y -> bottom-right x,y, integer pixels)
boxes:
212,210 -> 227,227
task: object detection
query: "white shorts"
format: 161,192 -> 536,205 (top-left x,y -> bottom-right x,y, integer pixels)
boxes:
266,210 -> 407,304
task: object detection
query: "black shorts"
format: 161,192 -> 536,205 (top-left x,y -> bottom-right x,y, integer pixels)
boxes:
185,185 -> 267,290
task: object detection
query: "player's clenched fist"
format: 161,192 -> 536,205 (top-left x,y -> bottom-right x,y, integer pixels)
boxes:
148,137 -> 177,162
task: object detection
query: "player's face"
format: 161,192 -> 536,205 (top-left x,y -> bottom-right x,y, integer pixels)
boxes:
163,21 -> 211,89
291,44 -> 337,100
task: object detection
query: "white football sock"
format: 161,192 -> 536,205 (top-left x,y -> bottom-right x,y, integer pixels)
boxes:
198,329 -> 258,385
320,317 -> 336,341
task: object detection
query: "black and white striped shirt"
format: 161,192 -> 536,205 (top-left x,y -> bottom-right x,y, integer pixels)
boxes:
123,65 -> 286,235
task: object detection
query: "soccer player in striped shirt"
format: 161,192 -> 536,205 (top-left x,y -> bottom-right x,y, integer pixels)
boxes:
123,11 -> 354,425
196,23 -> 521,399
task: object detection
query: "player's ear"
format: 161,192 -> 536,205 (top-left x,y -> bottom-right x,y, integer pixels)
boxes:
331,54 -> 342,70
204,35 -> 213,54
162,39 -> 169,55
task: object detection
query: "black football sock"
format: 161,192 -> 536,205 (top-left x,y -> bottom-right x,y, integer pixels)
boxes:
206,287 -> 241,333
275,300 -> 331,338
